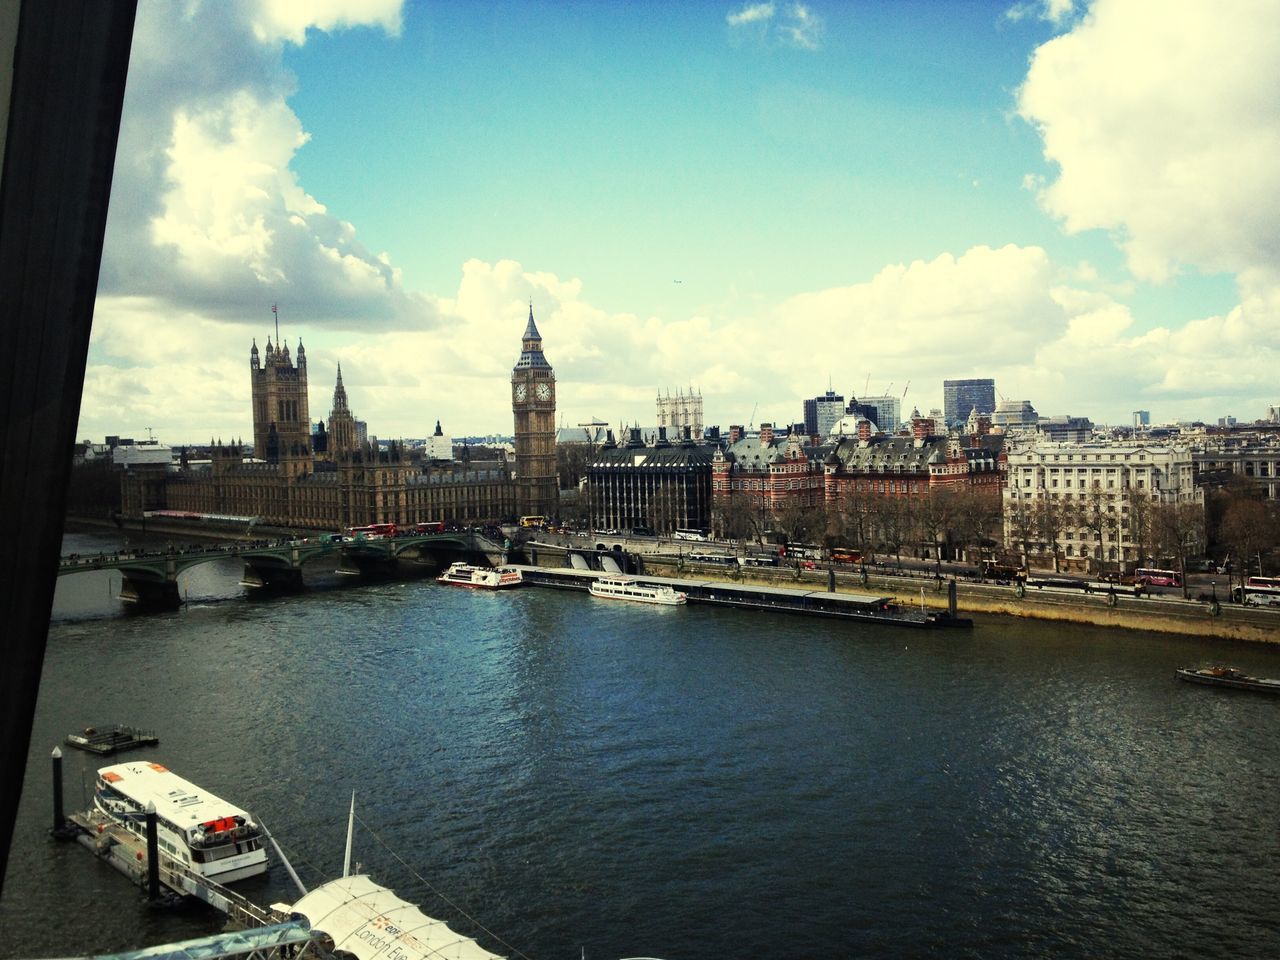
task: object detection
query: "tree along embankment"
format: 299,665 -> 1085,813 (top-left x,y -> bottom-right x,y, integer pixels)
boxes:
633,556 -> 1279,644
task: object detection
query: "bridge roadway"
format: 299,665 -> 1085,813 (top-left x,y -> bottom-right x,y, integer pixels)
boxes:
58,531 -> 508,609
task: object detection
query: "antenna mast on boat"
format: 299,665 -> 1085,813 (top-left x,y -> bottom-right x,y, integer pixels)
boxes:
342,791 -> 356,878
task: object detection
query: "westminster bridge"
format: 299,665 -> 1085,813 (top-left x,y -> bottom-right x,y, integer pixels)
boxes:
57,531 -> 509,609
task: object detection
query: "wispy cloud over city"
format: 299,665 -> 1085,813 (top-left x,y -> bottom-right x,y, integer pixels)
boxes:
726,2 -> 823,50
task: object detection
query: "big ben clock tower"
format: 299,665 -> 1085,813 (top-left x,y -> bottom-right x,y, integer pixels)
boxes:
511,302 -> 559,517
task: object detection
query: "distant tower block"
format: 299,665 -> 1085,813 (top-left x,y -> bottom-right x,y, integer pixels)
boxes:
656,387 -> 703,440
250,329 -> 310,463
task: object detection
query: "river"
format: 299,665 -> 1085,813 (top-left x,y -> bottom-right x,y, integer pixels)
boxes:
2,528 -> 1279,959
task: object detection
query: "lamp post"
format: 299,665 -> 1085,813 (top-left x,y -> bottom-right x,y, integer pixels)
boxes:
1211,580 -> 1217,602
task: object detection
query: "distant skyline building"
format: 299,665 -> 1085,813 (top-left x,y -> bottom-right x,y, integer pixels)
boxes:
656,386 -> 704,440
857,394 -> 902,434
992,399 -> 1039,433
943,378 -> 996,428
804,390 -> 845,437
1133,410 -> 1150,429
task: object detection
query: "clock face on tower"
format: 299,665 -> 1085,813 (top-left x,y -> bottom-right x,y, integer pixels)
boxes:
514,383 -> 527,401
535,382 -> 551,401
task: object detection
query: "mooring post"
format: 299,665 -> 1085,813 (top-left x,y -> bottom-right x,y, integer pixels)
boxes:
145,801 -> 160,899
51,746 -> 64,834
948,579 -> 958,618
828,568 -> 835,593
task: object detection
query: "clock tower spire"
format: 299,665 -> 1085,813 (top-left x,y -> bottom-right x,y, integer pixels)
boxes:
511,302 -> 558,518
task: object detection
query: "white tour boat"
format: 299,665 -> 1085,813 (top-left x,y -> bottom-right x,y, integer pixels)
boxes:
436,562 -> 524,589
588,575 -> 687,605
93,761 -> 269,883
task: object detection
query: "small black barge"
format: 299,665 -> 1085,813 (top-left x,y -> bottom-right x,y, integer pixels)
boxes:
1176,666 -> 1280,694
65,724 -> 159,755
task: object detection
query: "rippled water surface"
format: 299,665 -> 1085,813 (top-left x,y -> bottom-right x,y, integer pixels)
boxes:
4,530 -> 1279,958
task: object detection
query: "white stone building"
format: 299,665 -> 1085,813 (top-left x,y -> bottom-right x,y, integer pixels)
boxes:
1003,439 -> 1203,572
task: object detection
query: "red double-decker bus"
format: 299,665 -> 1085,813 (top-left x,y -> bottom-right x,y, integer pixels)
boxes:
347,522 -> 397,540
413,521 -> 444,534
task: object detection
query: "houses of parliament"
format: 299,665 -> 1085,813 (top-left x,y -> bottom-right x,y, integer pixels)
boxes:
120,308 -> 559,530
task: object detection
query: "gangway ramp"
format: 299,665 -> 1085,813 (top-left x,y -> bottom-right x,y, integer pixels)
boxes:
61,921 -> 314,960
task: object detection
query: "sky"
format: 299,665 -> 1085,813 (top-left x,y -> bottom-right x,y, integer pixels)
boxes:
78,0 -> 1280,444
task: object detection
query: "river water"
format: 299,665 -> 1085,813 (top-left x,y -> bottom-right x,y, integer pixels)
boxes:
2,529 -> 1279,959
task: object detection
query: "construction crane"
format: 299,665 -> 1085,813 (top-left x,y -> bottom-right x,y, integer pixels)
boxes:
749,402 -> 758,430
901,380 -> 910,401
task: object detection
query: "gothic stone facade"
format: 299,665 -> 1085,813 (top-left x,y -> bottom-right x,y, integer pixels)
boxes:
123,329 -> 525,530
510,304 -> 559,518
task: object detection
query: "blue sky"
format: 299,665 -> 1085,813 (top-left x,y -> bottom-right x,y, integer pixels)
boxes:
79,0 -> 1276,443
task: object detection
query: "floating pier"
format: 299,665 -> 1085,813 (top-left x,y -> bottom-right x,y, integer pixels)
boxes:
64,724 -> 159,755
510,565 -> 973,629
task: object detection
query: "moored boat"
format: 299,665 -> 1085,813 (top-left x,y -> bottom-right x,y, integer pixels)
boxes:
93,761 -> 269,882
1175,666 -> 1280,694
436,561 -> 524,589
589,574 -> 687,605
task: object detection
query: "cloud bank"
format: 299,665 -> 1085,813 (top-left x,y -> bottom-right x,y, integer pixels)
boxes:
1017,0 -> 1280,289
78,0 -> 1280,445
96,0 -> 436,330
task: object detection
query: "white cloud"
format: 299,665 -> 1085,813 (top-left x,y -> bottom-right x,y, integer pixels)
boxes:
727,3 -> 775,27
727,1 -> 821,50
97,0 -> 432,330
1007,0 -> 1076,25
248,0 -> 403,45
781,3 -> 823,50
1017,0 -> 1280,286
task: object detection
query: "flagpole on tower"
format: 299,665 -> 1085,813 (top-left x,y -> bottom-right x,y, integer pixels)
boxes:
272,303 -> 279,345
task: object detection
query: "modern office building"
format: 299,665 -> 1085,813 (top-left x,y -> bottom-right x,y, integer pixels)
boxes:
943,378 -> 996,428
992,400 -> 1039,433
804,390 -> 845,438
858,394 -> 902,434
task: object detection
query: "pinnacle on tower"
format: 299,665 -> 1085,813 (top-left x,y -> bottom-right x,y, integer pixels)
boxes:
332,363 -> 349,412
523,301 -> 541,342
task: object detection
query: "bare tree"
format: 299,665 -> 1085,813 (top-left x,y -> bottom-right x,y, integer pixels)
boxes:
952,486 -> 1002,570
1122,487 -> 1155,572
1005,494 -> 1039,569
872,494 -> 911,568
838,484 -> 874,557
1150,500 -> 1205,599
1077,483 -> 1120,575
1219,497 -> 1279,597
1033,497 -> 1068,573
776,497 -> 825,546
717,489 -> 761,543
914,487 -> 957,573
